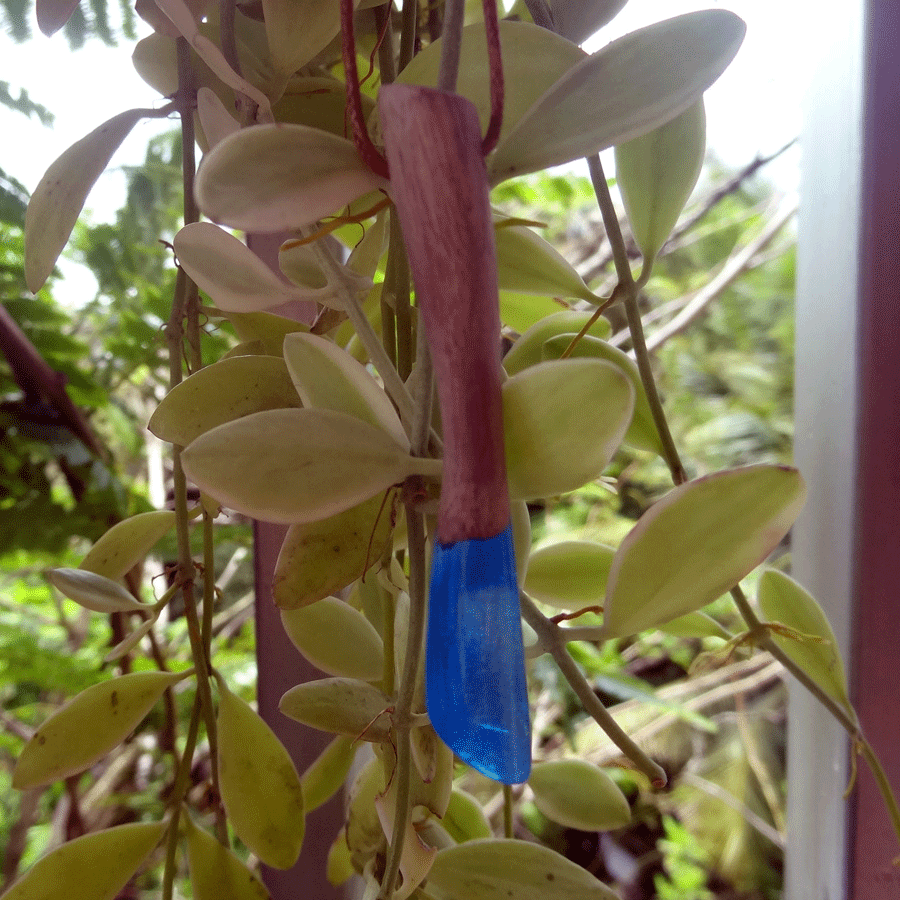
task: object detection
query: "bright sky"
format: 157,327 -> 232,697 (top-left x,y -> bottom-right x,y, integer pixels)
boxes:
1,0 -> 806,258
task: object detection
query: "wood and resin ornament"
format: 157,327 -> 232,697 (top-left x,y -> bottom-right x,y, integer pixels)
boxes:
379,83 -> 531,784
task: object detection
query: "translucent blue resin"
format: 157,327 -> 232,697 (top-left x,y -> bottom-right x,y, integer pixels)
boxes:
426,524 -> 531,784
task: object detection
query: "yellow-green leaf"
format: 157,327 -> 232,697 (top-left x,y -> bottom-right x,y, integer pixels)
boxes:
13,672 -> 188,789
25,110 -> 145,292
79,510 -> 177,580
615,98 -> 706,262
281,597 -> 385,680
529,760 -> 630,831
216,679 -> 305,869
0,822 -> 167,900
503,360 -> 634,501
273,492 -> 396,608
300,735 -> 358,813
181,408 -> 439,524
489,10 -> 744,183
47,568 -> 146,614
442,789 -> 493,843
148,355 -> 302,447
603,465 -> 807,638
184,815 -> 270,900
427,839 -> 620,900
524,541 -> 615,612
283,332 -> 408,448
757,569 -> 857,723
279,677 -> 392,742
195,124 -> 387,232
503,311 -> 611,375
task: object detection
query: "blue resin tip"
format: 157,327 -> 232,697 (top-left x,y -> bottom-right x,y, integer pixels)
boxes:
426,524 -> 531,784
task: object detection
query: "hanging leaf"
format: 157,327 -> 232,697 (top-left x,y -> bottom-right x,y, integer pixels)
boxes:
279,678 -> 392,742
216,679 -> 305,869
498,293 -> 569,335
195,125 -> 387,232
196,86 -> 239,148
550,0 -> 629,45
529,760 -> 631,831
148,355 -> 302,447
0,822 -> 167,900
442,789 -> 493,843
427,839 -> 620,900
47,568 -> 146,614
173,223 -> 338,312
603,465 -> 807,638
263,0 -> 353,77
346,758 -> 388,872
184,815 -> 270,900
283,332 -> 409,448
503,311 -> 611,375
615,98 -> 706,262
494,224 -> 601,303
281,597 -> 385,680
181,409 -> 439,524
541,333 -> 663,454
397,21 -> 585,148
523,541 -> 615,612
79,510 -> 177,580
278,241 -> 331,290
13,672 -> 189,789
489,10 -> 745,183
36,0 -> 81,36
273,491 -> 396,608
757,569 -> 857,723
224,310 -> 310,356
503,360 -> 634,501
25,109 -> 145,292
300,735 -> 358,813
375,791 -> 438,900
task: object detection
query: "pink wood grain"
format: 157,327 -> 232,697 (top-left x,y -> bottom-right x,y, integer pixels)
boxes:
379,83 -> 510,544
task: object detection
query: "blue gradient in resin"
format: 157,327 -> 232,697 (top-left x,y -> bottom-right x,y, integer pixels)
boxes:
426,525 -> 531,784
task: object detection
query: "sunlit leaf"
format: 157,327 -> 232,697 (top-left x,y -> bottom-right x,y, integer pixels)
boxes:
550,0 -> 629,45
757,569 -> 857,723
615,98 -> 706,262
195,124 -> 387,232
603,465 -> 807,638
148,355 -> 302,447
503,311 -> 611,375
529,760 -> 631,831
273,492 -> 396,608
0,822 -> 167,900
397,21 -> 585,147
489,10 -> 745,182
427,839 -> 620,900
523,541 -> 615,611
283,332 -> 408,448
504,360 -> 634,501
25,110 -> 145,292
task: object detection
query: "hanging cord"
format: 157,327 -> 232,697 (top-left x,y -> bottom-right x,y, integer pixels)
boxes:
341,0 -> 390,178
481,0 -> 504,154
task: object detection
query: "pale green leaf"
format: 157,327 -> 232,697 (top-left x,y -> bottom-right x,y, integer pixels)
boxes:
263,0 -> 353,77
173,222 -> 337,312
148,355 -> 302,447
195,124 -> 387,232
551,0 -> 629,45
397,21 -> 585,148
301,735 -> 358,813
503,311 -> 611,375
25,110 -> 144,292
757,569 -> 856,722
442,789 -> 493,843
79,511 -> 177,581
47,568 -> 146,614
181,409 -> 438,525
279,678 -> 392,741
427,839 -> 620,900
283,332 -> 408,448
524,541 -> 615,611
0,822 -> 167,900
529,760 -> 631,831
503,359 -> 634,501
603,465 -> 807,638
489,10 -> 745,182
615,98 -> 706,261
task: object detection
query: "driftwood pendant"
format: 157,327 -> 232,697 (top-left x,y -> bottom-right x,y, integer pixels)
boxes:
379,84 -> 531,784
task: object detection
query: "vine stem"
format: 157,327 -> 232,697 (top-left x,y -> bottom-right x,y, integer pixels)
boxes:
586,154 -> 686,485
586,149 -> 900,848
520,593 -> 667,787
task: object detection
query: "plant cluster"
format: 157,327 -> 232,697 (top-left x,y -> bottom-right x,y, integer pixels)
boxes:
3,1 -> 899,899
